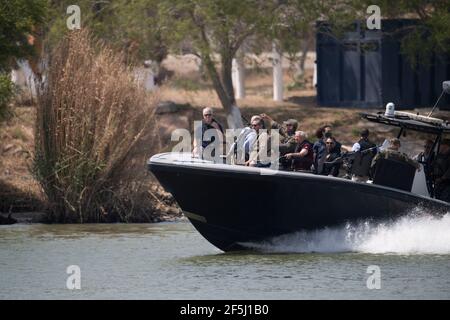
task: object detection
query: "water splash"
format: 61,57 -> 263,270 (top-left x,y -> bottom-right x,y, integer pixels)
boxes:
242,210 -> 450,254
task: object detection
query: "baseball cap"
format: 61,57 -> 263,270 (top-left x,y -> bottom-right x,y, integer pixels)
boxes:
283,119 -> 298,126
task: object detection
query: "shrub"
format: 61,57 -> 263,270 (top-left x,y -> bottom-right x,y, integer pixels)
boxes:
34,30 -> 159,222
0,73 -> 14,122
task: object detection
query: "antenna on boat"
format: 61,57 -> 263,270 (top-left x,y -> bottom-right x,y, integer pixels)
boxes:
427,81 -> 450,117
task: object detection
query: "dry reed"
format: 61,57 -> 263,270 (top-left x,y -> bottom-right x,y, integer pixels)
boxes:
34,30 -> 159,222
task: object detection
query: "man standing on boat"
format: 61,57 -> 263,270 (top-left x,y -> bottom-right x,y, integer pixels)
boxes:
313,127 -> 326,174
350,129 -> 377,182
244,116 -> 270,167
260,114 -> 300,169
284,131 -> 313,171
193,107 -> 224,158
260,113 -> 298,141
323,137 -> 341,176
323,124 -> 342,155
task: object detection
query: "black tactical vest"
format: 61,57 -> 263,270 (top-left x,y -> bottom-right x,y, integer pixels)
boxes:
358,138 -> 376,152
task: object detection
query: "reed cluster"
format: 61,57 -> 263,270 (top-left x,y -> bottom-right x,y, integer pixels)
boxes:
34,30 -> 159,222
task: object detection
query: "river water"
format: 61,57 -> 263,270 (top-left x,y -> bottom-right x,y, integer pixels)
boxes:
1,213 -> 449,299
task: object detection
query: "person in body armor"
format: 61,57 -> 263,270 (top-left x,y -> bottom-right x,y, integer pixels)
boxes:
323,137 -> 342,176
260,114 -> 299,169
432,139 -> 450,202
313,127 -> 327,174
245,116 -> 270,167
352,129 -> 375,153
350,129 -> 377,182
371,138 -> 420,175
323,125 -> 342,155
193,107 -> 224,158
284,131 -> 313,171
260,113 -> 298,143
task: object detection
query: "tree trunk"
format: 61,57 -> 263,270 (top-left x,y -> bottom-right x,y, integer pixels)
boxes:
272,42 -> 283,102
221,53 -> 236,106
232,56 -> 245,99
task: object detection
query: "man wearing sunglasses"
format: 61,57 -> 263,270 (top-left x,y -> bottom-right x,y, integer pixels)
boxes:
244,116 -> 267,166
193,107 -> 224,157
284,131 -> 313,171
323,137 -> 341,176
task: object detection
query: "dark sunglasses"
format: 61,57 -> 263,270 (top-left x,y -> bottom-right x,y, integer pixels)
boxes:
203,114 -> 212,117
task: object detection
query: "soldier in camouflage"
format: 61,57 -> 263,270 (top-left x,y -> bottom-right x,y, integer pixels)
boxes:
260,114 -> 299,169
371,138 -> 420,174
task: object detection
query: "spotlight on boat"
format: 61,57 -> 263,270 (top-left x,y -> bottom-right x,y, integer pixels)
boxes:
443,81 -> 450,94
385,102 -> 395,117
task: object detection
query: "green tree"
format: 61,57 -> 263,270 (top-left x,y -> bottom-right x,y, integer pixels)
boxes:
158,0 -> 279,128
0,73 -> 14,122
46,0 -> 166,65
0,0 -> 47,71
263,0 -> 365,84
280,0 -> 450,70
271,1 -> 321,81
0,0 -> 47,121
375,0 -> 450,66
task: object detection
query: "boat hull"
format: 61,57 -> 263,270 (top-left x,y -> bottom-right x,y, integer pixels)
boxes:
148,153 -> 449,251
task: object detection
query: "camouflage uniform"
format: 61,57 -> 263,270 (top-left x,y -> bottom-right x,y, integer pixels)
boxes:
269,119 -> 298,169
269,119 -> 297,142
371,149 -> 420,173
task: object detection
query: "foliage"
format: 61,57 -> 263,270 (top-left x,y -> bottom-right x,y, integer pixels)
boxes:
0,0 -> 47,71
376,0 -> 450,66
46,0 -> 166,65
313,0 -> 450,66
157,0 -> 279,123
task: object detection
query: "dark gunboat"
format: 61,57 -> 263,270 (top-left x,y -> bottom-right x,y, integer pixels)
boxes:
148,81 -> 450,252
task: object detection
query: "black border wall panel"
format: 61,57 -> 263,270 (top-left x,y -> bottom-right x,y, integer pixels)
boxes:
317,19 -> 450,109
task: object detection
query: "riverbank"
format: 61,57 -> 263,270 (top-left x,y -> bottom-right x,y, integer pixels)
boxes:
0,104 -> 185,223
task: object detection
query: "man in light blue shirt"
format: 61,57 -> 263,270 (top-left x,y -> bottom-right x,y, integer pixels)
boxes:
243,118 -> 260,155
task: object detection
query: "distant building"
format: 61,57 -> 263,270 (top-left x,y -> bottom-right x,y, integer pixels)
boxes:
316,20 -> 450,109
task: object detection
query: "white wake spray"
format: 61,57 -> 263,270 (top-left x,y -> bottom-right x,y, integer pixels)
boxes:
242,211 -> 450,255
